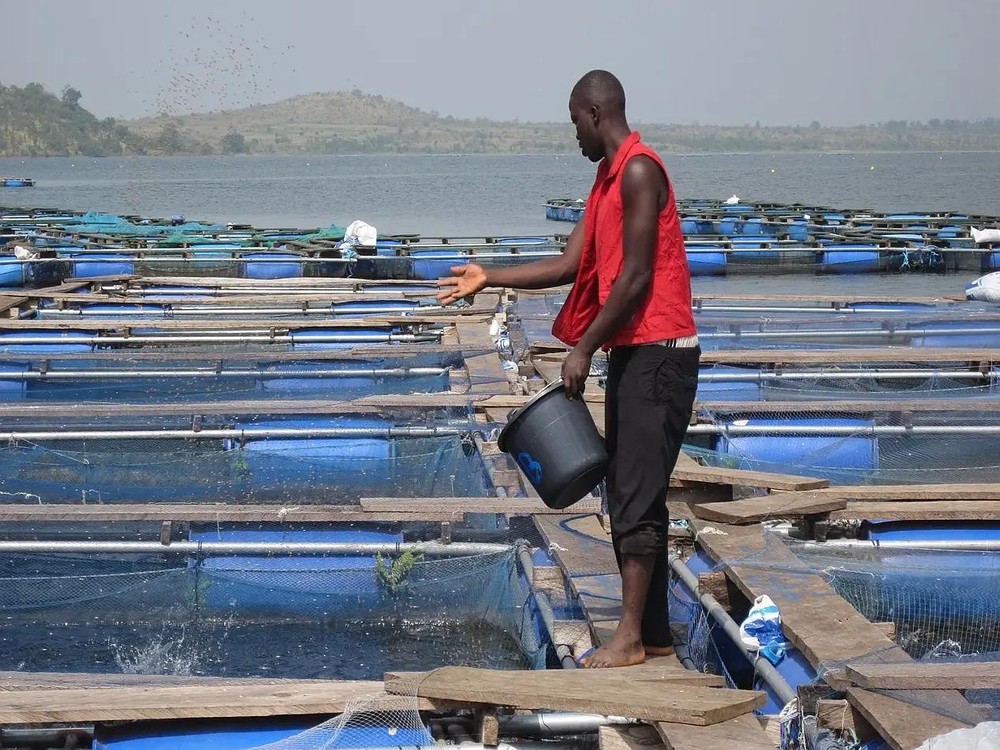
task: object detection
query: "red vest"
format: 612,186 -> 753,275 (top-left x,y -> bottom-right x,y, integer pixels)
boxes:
552,132 -> 696,348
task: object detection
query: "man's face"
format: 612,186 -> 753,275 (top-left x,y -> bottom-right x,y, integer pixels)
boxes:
569,97 -> 602,163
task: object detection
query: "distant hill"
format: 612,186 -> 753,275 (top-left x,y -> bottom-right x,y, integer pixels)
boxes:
128,91 -> 1000,155
0,82 -> 145,157
2,83 -> 999,157
126,90 -> 576,155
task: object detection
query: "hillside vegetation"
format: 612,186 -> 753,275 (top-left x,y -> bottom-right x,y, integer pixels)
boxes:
0,82 -> 145,157
3,82 -> 1000,157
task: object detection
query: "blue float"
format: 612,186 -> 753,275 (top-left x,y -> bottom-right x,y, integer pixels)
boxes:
0,261 -> 24,288
241,252 -> 303,279
411,249 -> 468,281
906,320 -> 1000,347
686,247 -> 727,276
818,245 -> 880,273
95,718 -> 432,750
189,528 -> 404,615
0,330 -> 93,354
696,365 -> 764,402
71,253 -> 136,278
715,417 -> 879,478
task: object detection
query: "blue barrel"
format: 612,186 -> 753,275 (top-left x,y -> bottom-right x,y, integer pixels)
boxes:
190,528 -> 403,615
227,416 -> 394,470
290,327 -> 394,350
718,217 -> 742,236
716,417 -> 879,477
844,301 -> 936,312
788,220 -> 809,242
982,253 -> 1000,272
680,217 -> 699,235
332,299 -> 419,316
241,252 -> 303,279
95,718 -> 433,750
71,253 -> 135,278
0,261 -> 24,288
907,320 -> 1000,347
818,245 -> 880,273
411,250 -> 468,280
0,364 -> 27,400
696,365 -> 764,401
0,330 -> 93,354
686,247 -> 727,276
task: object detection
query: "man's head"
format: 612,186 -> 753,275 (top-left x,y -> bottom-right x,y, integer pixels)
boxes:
569,70 -> 627,162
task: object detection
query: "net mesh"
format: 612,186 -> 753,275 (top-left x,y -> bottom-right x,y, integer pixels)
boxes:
0,547 -> 546,681
684,406 -> 1000,485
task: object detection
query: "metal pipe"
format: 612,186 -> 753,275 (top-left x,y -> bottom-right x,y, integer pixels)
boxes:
516,546 -> 577,670
497,713 -> 638,736
0,726 -> 93,748
2,367 -> 449,380
0,540 -> 512,557
686,424 -> 1000,437
697,369 -> 994,382
667,553 -> 797,706
0,333 -> 441,345
795,538 -> 1000,551
36,306 -> 427,318
0,425 -> 466,441
695,326 -> 1000,341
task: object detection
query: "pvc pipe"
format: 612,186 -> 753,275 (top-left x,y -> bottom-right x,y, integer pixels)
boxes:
0,540 -> 512,557
796,539 -> 1000,552
37,306 -> 426,317
0,333 -> 441,345
0,425 -> 466,441
697,369 -> 993,383
516,546 -> 577,670
498,713 -> 638,736
3,367 -> 449,380
667,553 -> 797,706
686,424 -> 1000,437
696,327 -> 1000,341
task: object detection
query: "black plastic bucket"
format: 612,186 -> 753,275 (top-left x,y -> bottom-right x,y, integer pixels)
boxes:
497,381 -> 608,509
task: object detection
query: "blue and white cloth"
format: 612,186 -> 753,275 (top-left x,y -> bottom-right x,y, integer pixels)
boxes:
739,594 -> 792,665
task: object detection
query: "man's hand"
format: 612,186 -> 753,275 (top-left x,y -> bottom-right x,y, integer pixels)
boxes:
561,346 -> 593,398
436,263 -> 487,306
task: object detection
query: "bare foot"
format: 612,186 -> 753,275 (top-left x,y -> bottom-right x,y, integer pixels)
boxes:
644,644 -> 675,657
580,639 -> 646,668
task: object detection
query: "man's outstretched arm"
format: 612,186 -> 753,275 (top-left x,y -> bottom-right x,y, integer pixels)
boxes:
436,218 -> 585,304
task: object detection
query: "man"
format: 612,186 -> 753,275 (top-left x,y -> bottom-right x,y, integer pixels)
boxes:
437,70 -> 699,668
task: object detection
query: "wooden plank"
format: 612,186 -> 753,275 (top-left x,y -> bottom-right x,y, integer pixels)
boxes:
671,464 -> 829,492
655,713 -> 775,750
361,496 -> 602,515
0,680 -> 401,724
384,667 -> 764,725
815,699 -> 878,743
533,514 -> 618,577
779,483 -> 1000,502
0,504 -> 458,523
846,688 -> 970,750
846,662 -> 1000,690
691,495 -> 847,525
690,518 -> 988,738
600,724 -> 665,750
830,501 -> 1000,521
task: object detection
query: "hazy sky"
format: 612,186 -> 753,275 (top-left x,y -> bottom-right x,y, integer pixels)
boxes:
5,0 -> 999,126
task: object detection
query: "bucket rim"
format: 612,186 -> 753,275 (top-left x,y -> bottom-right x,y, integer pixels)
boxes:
497,379 -> 566,453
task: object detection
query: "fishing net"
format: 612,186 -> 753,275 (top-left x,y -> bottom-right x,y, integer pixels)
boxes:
0,546 -> 547,680
0,427 -> 492,503
683,405 -> 1000,485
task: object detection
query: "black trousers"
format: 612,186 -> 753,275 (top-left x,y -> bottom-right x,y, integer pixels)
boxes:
604,344 -> 700,647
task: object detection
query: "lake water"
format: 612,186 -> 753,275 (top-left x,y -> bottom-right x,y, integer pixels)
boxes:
3,150 -> 999,298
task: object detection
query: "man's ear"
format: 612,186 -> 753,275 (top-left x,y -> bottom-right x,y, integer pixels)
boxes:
590,104 -> 601,126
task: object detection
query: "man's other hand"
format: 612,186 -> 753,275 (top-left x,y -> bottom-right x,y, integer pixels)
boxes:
436,263 -> 486,306
561,346 -> 593,398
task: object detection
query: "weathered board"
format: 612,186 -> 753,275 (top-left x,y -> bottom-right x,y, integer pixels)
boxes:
0,504 -> 457,523
655,714 -> 776,750
847,662 -> 1000,690
384,667 -> 764,725
360,496 -> 603,515
691,495 -> 846,524
846,688 -> 971,750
